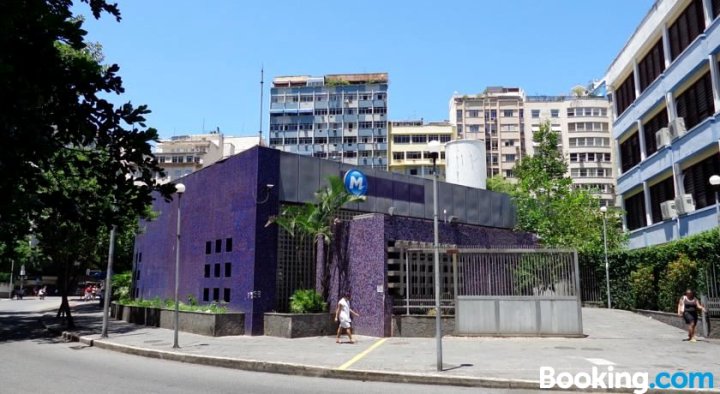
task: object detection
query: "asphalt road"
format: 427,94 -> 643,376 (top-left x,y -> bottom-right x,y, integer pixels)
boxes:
0,299 -> 545,394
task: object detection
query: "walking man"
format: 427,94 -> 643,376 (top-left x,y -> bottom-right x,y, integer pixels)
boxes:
335,293 -> 359,344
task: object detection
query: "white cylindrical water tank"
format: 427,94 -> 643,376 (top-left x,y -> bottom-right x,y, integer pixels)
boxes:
444,140 -> 487,189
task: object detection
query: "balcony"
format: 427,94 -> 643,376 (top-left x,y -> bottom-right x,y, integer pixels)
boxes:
616,115 -> 720,195
628,204 -> 718,249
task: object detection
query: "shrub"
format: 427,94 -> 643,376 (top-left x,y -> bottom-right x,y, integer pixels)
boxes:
629,265 -> 656,310
289,289 -> 326,313
658,254 -> 698,312
112,271 -> 132,302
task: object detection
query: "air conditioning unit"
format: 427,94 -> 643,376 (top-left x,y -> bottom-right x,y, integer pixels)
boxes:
675,193 -> 696,215
660,200 -> 677,220
669,118 -> 687,138
655,127 -> 671,148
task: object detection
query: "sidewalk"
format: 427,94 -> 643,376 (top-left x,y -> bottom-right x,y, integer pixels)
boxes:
42,305 -> 720,392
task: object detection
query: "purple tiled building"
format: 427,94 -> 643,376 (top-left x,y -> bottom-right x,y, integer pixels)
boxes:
133,147 -> 534,335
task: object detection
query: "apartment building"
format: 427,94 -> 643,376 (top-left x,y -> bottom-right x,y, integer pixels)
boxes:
606,0 -> 720,248
449,87 -> 526,178
524,96 -> 615,206
387,120 -> 456,179
154,132 -> 262,183
269,73 -> 389,168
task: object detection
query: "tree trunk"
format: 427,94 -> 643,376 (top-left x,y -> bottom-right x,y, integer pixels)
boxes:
55,261 -> 75,329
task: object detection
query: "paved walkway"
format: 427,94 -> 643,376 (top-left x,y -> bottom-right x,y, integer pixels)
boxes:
30,300 -> 720,391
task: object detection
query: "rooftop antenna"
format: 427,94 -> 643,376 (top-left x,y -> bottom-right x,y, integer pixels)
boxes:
259,65 -> 264,140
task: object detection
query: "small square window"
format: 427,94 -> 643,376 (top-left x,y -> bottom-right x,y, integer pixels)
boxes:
215,239 -> 222,253
225,238 -> 232,252
551,109 -> 559,117
225,262 -> 232,277
531,110 -> 540,118
204,264 -> 210,278
203,288 -> 209,302
214,263 -> 221,278
205,241 -> 212,255
138,252 -> 142,263
223,288 -> 231,303
213,288 -> 219,302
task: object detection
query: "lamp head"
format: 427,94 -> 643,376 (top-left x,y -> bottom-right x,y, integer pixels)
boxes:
427,140 -> 442,153
175,183 -> 186,194
710,174 -> 720,186
600,206 -> 607,214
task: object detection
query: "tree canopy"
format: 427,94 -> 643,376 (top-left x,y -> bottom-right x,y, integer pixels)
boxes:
488,121 -> 625,253
1,0 -> 174,325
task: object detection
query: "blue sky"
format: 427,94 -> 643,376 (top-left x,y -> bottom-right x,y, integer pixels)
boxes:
79,0 -> 654,140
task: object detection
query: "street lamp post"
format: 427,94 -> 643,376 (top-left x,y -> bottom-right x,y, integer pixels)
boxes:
101,225 -> 117,338
173,183 -> 185,349
427,139 -> 443,372
600,206 -> 611,309
8,260 -> 13,300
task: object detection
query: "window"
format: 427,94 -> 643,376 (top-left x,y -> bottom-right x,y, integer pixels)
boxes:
504,154 -> 516,162
638,38 -> 665,92
213,288 -> 220,302
649,177 -> 675,223
675,71 -> 714,130
392,152 -> 404,160
550,109 -> 559,118
406,151 -> 422,159
642,108 -> 668,157
531,110 -> 540,118
393,135 -> 410,144
204,264 -> 210,278
225,238 -> 232,252
203,288 -> 209,302
359,121 -> 373,129
215,239 -> 222,253
225,263 -> 232,277
668,0 -> 705,61
615,72 -> 636,116
205,241 -> 212,255
223,288 -> 231,303
468,125 -> 480,133
214,263 -> 221,278
440,135 -> 452,143
456,109 -> 463,121
714,0 -> 720,18
625,191 -> 647,230
412,135 -> 427,143
373,107 -> 387,114
502,110 -> 513,117
683,153 -> 720,209
467,110 -> 480,117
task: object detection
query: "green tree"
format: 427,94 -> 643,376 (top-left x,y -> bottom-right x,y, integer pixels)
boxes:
268,176 -> 363,302
512,121 -> 625,252
1,1 -> 175,326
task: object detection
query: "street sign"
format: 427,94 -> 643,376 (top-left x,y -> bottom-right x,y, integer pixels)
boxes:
343,169 -> 368,197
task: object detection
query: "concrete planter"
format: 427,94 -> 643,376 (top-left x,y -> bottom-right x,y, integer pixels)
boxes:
264,313 -> 336,338
391,315 -> 455,337
111,303 -> 244,336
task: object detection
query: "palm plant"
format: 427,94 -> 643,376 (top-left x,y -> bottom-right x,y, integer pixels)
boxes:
267,176 -> 363,302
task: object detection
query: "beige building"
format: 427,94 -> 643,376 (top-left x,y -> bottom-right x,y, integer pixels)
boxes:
154,131 -> 263,183
524,96 -> 615,206
388,120 -> 455,179
449,87 -> 526,178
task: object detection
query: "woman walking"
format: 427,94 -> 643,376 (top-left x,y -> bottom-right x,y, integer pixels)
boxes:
677,289 -> 704,342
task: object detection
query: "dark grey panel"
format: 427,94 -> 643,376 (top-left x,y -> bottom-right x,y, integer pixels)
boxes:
477,190 -> 492,225
438,181 -> 454,221
424,178 -> 434,220
296,155 -> 320,203
490,193 -> 504,228
279,155 -> 299,202
466,188 -> 480,223
452,184 -> 467,223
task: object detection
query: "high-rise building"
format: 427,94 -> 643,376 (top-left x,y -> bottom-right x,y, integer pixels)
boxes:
154,132 -> 262,183
524,96 -> 615,206
449,87 -> 526,178
269,73 -> 389,167
387,120 -> 455,179
605,0 -> 720,248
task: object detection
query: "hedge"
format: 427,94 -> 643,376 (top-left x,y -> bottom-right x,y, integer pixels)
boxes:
580,229 -> 720,312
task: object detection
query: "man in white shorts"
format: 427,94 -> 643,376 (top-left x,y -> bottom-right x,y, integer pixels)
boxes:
335,293 -> 359,344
